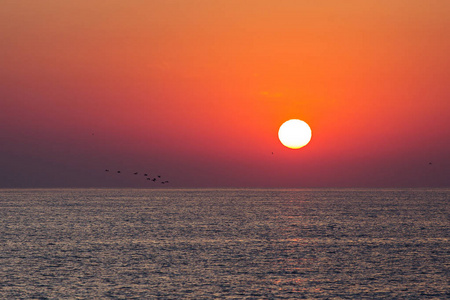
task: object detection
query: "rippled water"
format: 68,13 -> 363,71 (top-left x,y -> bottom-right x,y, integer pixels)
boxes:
0,188 -> 448,299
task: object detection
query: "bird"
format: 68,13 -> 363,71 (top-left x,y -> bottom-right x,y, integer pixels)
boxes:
103,167 -> 170,186
429,162 -> 432,165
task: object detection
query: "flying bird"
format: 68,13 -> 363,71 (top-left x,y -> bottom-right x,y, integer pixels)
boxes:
103,167 -> 169,186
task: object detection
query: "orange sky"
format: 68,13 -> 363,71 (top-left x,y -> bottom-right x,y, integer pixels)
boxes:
1,0 -> 449,187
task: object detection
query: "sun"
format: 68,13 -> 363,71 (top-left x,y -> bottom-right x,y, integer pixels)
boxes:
278,119 -> 312,149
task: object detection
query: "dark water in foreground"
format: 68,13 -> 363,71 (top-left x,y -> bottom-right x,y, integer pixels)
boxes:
0,189 -> 448,299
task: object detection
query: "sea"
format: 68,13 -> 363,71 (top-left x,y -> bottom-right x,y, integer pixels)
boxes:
0,188 -> 448,299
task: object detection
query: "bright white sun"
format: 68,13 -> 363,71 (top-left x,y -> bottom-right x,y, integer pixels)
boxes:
278,119 -> 312,149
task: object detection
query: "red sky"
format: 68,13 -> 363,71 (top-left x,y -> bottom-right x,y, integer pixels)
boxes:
1,0 -> 449,188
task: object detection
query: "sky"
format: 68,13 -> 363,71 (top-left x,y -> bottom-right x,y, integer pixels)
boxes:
1,0 -> 449,188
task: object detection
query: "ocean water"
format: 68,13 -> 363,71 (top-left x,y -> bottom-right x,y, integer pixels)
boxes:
0,189 -> 448,299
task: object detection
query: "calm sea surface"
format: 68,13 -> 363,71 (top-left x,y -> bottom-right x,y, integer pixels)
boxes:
0,189 -> 448,299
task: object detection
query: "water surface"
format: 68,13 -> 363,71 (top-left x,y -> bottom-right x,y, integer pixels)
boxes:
0,189 -> 448,299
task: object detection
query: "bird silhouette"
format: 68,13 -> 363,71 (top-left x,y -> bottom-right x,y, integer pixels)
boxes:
103,168 -> 169,186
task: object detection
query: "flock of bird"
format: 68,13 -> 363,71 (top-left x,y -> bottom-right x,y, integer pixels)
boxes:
104,169 -> 169,184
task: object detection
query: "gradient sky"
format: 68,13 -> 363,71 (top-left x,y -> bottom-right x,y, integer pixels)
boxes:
1,0 -> 449,188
